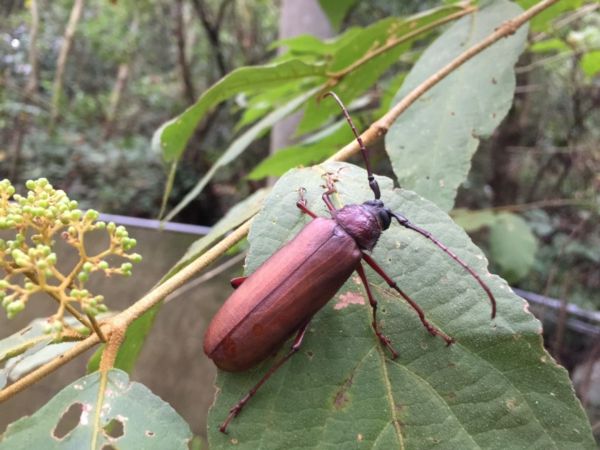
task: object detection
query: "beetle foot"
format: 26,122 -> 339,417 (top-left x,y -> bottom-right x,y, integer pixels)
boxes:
375,330 -> 399,359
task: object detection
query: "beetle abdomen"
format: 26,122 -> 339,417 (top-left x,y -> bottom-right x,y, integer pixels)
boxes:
203,217 -> 361,372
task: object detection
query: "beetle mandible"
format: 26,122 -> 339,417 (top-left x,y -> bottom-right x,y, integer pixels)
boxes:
203,92 -> 496,433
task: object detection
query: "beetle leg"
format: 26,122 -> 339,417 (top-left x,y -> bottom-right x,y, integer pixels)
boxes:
321,174 -> 338,214
390,212 -> 496,319
296,187 -> 318,218
219,320 -> 311,434
361,253 -> 455,346
230,276 -> 247,289
355,263 -> 399,359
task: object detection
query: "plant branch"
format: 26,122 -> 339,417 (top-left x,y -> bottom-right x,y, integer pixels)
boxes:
0,0 -> 560,404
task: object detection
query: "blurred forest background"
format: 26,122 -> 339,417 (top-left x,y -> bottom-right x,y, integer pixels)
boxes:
1,0 -> 599,438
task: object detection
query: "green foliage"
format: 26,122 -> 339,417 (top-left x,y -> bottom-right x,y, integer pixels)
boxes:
386,1 -> 528,212
163,87 -> 320,221
152,60 -> 327,161
208,163 -> 595,448
0,370 -> 191,449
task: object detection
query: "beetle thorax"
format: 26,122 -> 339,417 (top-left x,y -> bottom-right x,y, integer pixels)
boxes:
335,201 -> 390,251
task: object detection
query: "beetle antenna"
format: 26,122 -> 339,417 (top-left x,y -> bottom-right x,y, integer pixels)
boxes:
390,212 -> 497,319
325,92 -> 380,200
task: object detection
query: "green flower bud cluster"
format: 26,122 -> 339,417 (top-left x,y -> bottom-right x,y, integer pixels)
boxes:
0,178 -> 143,326
0,279 -> 26,319
70,288 -> 108,317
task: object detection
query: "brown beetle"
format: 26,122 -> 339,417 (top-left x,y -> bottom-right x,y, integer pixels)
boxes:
203,92 -> 496,433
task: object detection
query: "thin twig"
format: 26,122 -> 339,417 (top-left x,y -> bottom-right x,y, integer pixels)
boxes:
489,198 -> 593,212
86,313 -> 106,342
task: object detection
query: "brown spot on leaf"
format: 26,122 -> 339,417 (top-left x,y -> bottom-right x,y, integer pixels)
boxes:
333,376 -> 354,410
491,77 -> 497,84
334,292 -> 365,310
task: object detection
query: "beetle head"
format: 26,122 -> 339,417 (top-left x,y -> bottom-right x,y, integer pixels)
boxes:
362,200 -> 392,231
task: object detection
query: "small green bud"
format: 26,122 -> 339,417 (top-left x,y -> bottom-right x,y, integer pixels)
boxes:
51,321 -> 63,333
83,306 -> 98,316
124,238 -> 137,250
98,261 -> 109,270
130,253 -> 142,263
2,297 -> 11,308
7,299 -> 25,314
70,210 -> 82,221
0,280 -> 9,289
115,226 -> 127,238
83,262 -> 94,273
121,262 -> 133,272
96,304 -> 108,313
38,178 -> 49,188
47,253 -> 57,265
77,272 -> 89,282
84,209 -> 99,221
95,221 -> 106,230
25,180 -> 35,190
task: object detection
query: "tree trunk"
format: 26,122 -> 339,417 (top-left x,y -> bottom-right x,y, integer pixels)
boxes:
50,0 -> 85,128
269,0 -> 333,154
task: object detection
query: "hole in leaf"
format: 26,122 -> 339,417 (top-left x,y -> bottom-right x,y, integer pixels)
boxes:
103,418 -> 124,439
145,430 -> 155,437
53,402 -> 83,439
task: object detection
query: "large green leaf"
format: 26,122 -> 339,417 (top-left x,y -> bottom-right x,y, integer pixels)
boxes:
0,369 -> 191,449
163,87 -> 319,221
385,1 -> 528,212
489,213 -> 538,284
151,60 -> 325,161
207,163 -> 594,449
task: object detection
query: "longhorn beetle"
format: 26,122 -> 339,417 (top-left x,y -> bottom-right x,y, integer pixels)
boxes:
203,92 -> 496,433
